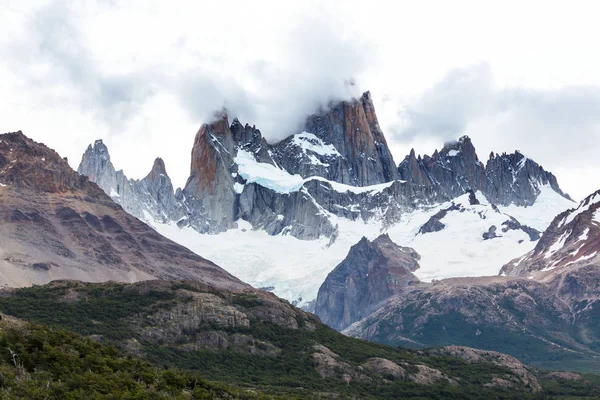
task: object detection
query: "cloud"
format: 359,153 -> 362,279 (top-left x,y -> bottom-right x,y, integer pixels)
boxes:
397,63 -> 495,141
241,19 -> 372,141
172,16 -> 373,141
4,0 -> 158,128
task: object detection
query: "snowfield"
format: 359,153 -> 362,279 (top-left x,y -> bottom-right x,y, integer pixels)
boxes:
146,186 -> 574,307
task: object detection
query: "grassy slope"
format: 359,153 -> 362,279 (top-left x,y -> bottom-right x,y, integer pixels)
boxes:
0,282 -> 598,399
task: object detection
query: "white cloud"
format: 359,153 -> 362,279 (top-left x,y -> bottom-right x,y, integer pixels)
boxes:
0,0 -> 598,201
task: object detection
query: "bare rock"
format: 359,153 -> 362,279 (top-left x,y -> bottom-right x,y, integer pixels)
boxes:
361,358 -> 405,380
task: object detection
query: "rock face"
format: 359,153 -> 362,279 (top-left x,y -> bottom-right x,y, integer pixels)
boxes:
78,140 -> 184,223
0,131 -> 248,290
399,136 -> 571,206
180,114 -> 240,233
274,91 -> 399,186
315,234 -> 420,331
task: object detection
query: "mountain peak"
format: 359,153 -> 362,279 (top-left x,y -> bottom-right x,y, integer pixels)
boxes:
146,157 -> 168,182
501,188 -> 599,276
151,157 -> 166,174
300,90 -> 399,186
0,131 -> 104,195
315,234 -> 420,330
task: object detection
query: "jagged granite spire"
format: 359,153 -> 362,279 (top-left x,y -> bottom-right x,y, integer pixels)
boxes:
399,136 -> 571,206
78,140 -> 183,223
273,91 -> 399,186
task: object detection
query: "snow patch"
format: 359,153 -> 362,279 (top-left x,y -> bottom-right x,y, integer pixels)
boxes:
235,148 -> 398,196
235,149 -> 304,193
109,188 -> 120,197
544,231 -> 570,259
577,228 -> 590,242
291,132 -> 341,158
447,149 -> 460,157
305,176 -> 395,195
565,251 -> 598,267
233,182 -> 245,194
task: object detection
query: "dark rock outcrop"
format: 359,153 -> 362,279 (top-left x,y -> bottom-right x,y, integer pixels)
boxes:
483,225 -> 498,240
418,203 -> 461,235
315,234 -> 420,331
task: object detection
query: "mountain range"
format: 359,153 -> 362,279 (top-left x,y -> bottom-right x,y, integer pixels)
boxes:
3,129 -> 597,397
77,91 -> 574,305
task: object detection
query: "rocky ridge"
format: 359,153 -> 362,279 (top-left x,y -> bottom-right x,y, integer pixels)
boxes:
501,189 -> 600,276
0,131 -> 248,290
398,136 -> 571,206
79,92 -> 570,244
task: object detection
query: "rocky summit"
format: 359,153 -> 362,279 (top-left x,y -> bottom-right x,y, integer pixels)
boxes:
315,234 -> 420,331
79,92 -> 571,242
398,136 -> 570,206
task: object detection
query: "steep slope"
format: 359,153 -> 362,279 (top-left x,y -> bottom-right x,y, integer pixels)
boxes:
315,234 -> 420,330
0,131 -> 248,290
273,91 -> 399,186
501,190 -> 600,277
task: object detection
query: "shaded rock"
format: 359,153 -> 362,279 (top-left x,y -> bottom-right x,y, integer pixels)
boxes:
315,234 -> 420,331
483,225 -> 498,240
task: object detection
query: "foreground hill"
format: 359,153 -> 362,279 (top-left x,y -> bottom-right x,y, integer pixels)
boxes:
0,313 -> 264,399
1,280 -> 599,398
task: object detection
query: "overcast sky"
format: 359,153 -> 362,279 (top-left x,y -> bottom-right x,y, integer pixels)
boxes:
1,0 -> 598,200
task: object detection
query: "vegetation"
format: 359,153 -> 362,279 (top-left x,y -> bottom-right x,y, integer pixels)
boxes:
0,282 -> 598,399
0,319 -> 269,399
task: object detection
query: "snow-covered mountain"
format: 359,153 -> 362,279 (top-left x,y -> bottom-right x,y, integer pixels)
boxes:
77,91 -> 574,305
335,188 -> 600,372
501,189 -> 600,277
